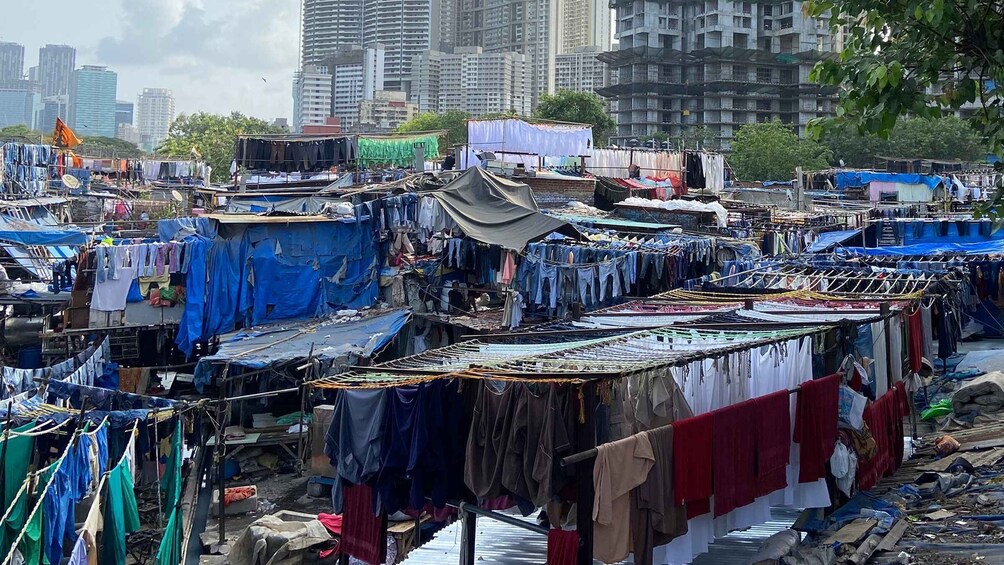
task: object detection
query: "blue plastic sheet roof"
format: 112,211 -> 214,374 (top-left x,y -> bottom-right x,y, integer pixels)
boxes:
834,171 -> 945,190
806,229 -> 862,253
0,215 -> 86,246
837,240 -> 1004,256
192,309 -> 411,390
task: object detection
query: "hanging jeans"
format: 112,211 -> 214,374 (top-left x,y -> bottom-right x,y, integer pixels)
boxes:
598,261 -> 622,301
95,247 -> 108,284
577,266 -> 597,306
536,263 -> 559,309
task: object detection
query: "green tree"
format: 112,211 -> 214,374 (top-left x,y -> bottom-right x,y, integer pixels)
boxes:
804,0 -> 1004,213
823,117 -> 988,167
158,112 -> 286,183
0,124 -> 46,142
77,136 -> 145,158
730,121 -> 832,181
533,90 -> 616,147
397,110 -> 471,148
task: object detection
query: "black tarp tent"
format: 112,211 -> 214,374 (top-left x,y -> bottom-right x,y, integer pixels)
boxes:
429,167 -> 580,250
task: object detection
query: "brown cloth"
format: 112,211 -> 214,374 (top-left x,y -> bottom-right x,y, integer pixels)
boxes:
117,367 -> 147,394
631,425 -> 688,565
464,381 -> 517,499
593,434 -> 655,564
502,383 -> 551,505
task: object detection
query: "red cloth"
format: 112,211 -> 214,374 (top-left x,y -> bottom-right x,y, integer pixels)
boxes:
753,390 -> 791,497
672,413 -> 713,519
907,310 -> 924,373
546,529 -> 579,565
793,374 -> 840,484
318,513 -> 344,536
342,484 -> 387,565
712,400 -> 757,517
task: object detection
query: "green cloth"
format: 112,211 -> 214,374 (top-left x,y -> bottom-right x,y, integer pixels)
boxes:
921,398 -> 953,420
358,135 -> 440,167
155,506 -> 181,565
162,421 -> 182,515
16,466 -> 47,565
101,460 -> 141,565
0,423 -> 35,555
275,412 -> 311,426
157,422 -> 184,565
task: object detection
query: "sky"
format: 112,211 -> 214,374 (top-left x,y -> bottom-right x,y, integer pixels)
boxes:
5,0 -> 300,122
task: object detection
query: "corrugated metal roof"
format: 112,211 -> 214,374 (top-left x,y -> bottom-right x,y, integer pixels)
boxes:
402,508 -> 802,565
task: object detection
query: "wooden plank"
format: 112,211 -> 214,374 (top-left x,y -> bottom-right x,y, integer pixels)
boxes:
875,520 -> 910,553
824,518 -> 876,545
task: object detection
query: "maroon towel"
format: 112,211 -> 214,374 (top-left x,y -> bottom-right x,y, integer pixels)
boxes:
547,529 -> 579,565
753,390 -> 791,497
712,401 -> 757,517
672,413 -> 713,518
793,374 -> 840,484
341,483 -> 387,565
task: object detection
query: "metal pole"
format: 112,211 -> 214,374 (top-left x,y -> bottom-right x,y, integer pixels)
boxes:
460,506 -> 477,565
153,409 -> 164,528
575,382 -> 597,565
214,363 -> 230,544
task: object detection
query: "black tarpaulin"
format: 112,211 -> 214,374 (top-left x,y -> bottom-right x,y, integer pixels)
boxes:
429,167 -> 578,250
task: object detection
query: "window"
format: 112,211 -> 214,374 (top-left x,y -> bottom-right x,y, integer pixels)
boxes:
763,4 -> 773,15
756,99 -> 770,110
756,67 -> 771,82
780,68 -> 794,83
763,20 -> 773,30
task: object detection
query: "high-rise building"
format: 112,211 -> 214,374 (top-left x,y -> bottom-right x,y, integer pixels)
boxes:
409,47 -> 532,117
117,123 -> 141,145
555,46 -> 609,93
136,88 -> 175,151
0,83 -> 37,130
357,90 -> 418,132
0,42 -> 25,87
456,0 -> 558,104
293,65 -> 334,132
599,0 -> 838,148
36,95 -> 69,134
558,0 -> 612,53
301,0 -> 440,92
327,45 -> 385,129
38,44 -> 76,98
69,66 -> 117,138
301,0 -> 364,67
116,100 -> 134,127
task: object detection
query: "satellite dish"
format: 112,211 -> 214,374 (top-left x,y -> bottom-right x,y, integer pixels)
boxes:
62,175 -> 80,189
171,190 -> 184,202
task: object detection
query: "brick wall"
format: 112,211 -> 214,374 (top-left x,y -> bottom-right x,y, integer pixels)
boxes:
523,177 -> 596,209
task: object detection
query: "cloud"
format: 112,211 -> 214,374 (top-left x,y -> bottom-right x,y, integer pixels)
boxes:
6,0 -> 301,120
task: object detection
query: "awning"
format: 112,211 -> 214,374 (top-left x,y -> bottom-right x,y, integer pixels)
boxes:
0,215 -> 86,246
429,168 -> 579,250
806,229 -> 862,253
193,309 -> 411,391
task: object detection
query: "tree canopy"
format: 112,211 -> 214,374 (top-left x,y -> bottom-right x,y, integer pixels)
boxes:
158,112 -> 286,182
822,116 -> 988,168
77,136 -> 145,158
396,110 -> 471,148
533,90 -> 615,147
807,0 -> 1003,149
730,121 -> 832,182
0,124 -> 46,142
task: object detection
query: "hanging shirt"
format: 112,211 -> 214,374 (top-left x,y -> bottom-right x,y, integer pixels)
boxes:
91,266 -> 138,312
631,425 -> 688,565
592,433 -> 655,564
1,423 -> 35,552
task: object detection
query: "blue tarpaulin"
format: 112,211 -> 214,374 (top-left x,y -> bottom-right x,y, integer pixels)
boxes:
837,240 -> 1004,256
172,210 -> 382,358
0,215 -> 86,246
806,229 -> 862,253
192,309 -> 411,390
834,171 -> 945,190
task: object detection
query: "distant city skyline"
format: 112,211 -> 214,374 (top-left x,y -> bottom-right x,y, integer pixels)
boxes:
1,0 -> 299,123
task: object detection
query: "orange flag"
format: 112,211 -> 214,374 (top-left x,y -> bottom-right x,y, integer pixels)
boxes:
53,118 -> 82,148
